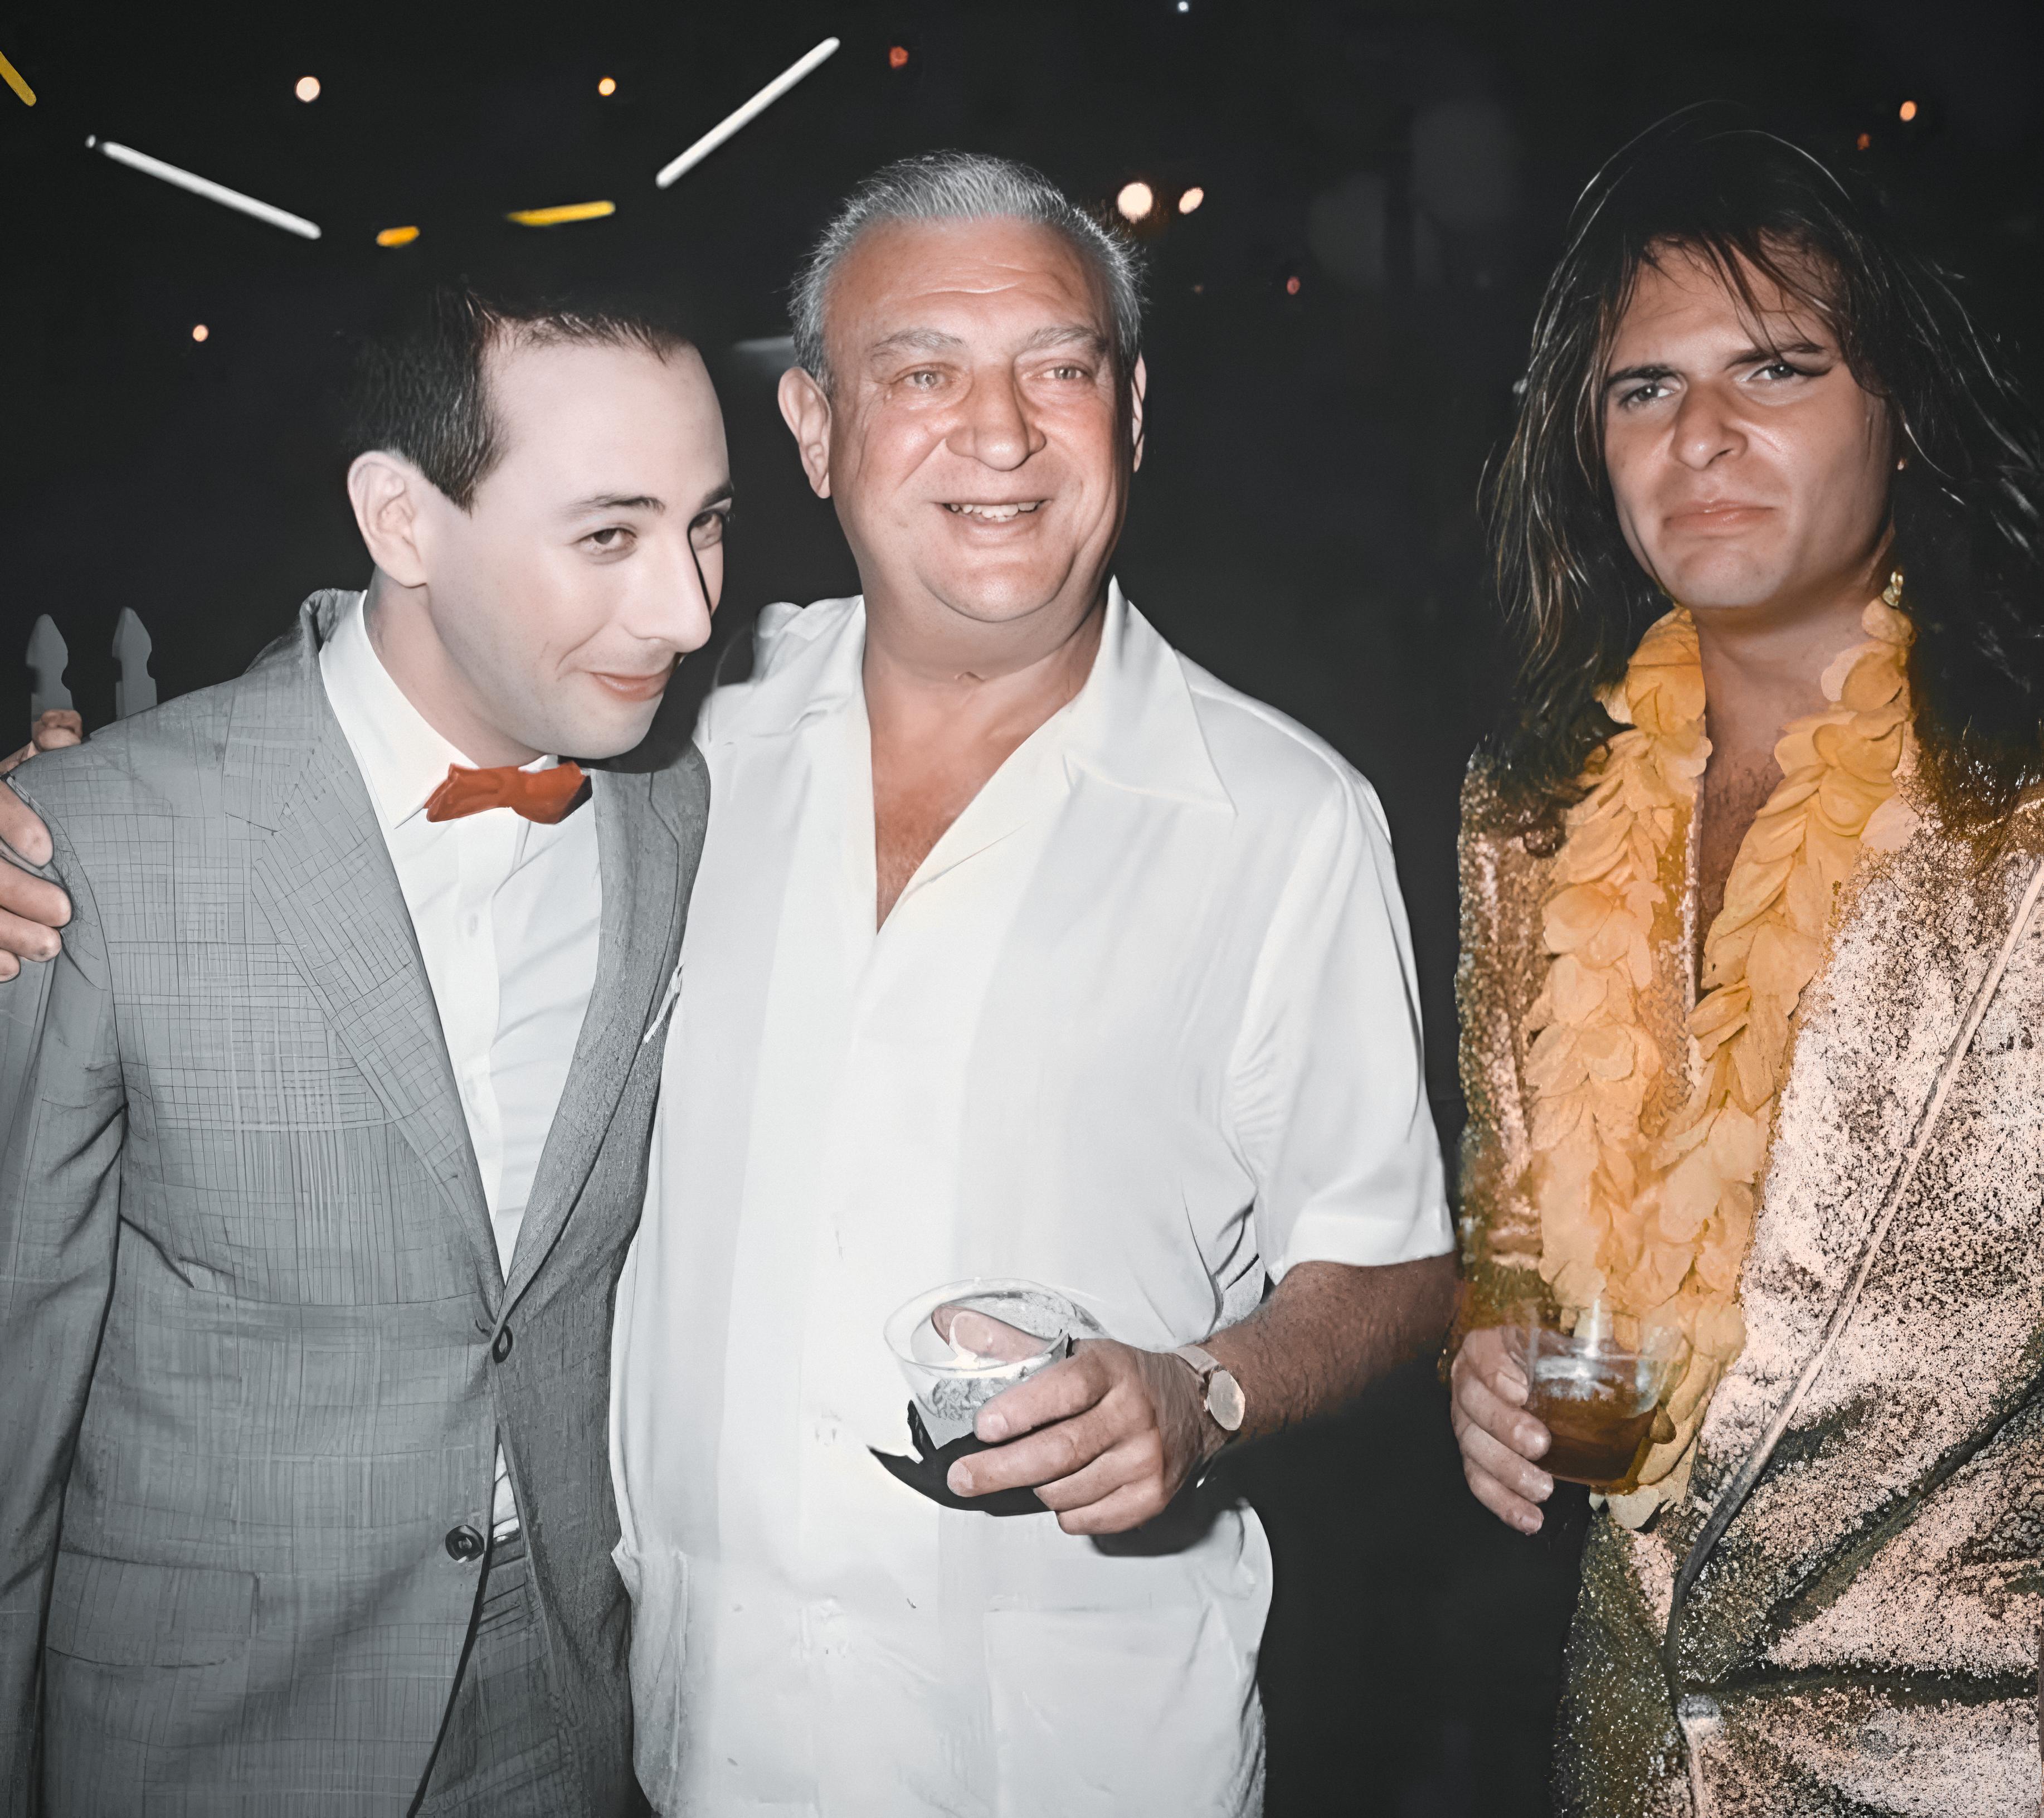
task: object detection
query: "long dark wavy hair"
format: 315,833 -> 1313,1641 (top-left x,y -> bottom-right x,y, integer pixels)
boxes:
1485,107 -> 2044,837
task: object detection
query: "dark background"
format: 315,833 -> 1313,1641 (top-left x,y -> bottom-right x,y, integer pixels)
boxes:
4,1 -> 2040,1809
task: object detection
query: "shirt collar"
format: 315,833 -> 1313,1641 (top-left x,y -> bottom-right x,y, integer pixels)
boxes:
724,580 -> 1230,810
1061,581 -> 1233,811
318,592 -> 559,830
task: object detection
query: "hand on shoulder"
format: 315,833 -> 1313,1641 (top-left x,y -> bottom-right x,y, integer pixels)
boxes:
0,712 -> 78,979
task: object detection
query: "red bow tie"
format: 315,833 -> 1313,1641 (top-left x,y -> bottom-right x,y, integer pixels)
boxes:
424,761 -> 588,825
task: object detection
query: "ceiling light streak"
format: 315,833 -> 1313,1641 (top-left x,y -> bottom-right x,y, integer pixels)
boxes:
506,200 -> 616,226
654,36 -> 840,188
86,136 -> 321,238
0,46 -> 35,106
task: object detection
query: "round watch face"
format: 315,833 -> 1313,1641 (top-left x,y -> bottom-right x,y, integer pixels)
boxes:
1207,1368 -> 1246,1432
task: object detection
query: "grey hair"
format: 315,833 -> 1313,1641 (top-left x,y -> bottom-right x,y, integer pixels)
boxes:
790,150 -> 1143,393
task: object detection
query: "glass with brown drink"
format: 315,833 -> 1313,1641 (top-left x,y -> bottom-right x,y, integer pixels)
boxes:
1500,1305 -> 1688,1493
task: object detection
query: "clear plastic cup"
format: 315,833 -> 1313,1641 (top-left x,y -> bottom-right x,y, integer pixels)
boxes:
1500,1305 -> 1689,1491
883,1279 -> 1080,1446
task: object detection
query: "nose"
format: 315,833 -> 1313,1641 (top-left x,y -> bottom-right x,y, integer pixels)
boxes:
945,368 -> 1042,473
1669,381 -> 1743,471
625,528 -> 717,656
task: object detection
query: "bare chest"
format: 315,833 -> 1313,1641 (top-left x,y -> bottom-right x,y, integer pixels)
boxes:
1694,751 -> 1782,976
871,740 -> 1012,926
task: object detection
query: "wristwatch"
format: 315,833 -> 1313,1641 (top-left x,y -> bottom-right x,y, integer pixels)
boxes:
1172,1344 -> 1246,1436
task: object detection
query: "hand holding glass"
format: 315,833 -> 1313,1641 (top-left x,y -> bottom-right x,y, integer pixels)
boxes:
883,1279 -> 1081,1447
1497,1305 -> 1688,1491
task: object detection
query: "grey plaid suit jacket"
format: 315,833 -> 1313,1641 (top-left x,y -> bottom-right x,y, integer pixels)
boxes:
0,591 -> 708,1816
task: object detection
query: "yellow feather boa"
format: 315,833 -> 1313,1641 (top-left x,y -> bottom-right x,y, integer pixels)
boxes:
1522,593 -> 1914,1522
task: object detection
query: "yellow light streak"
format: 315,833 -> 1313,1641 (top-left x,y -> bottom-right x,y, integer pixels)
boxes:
0,46 -> 35,106
376,225 -> 421,247
506,200 -> 616,227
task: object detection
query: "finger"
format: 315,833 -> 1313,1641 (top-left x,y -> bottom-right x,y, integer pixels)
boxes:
1054,1480 -> 1166,1538
951,1404 -> 1123,1497
1458,1420 -> 1554,1507
0,784 -> 54,867
1454,1367 -> 1549,1460
1463,1459 -> 1546,1535
0,905 -> 64,966
975,1352 -> 1109,1443
0,952 -> 17,983
0,745 -> 31,779
940,1309 -> 1047,1364
0,860 -> 71,934
1451,1336 -> 1529,1407
1031,1432 -> 1161,1514
31,709 -> 82,752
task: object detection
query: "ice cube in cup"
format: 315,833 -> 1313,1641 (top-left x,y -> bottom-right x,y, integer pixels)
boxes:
883,1279 -> 1079,1447
1500,1303 -> 1689,1491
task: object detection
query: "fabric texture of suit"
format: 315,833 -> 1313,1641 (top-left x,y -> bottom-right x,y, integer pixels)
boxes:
0,591 -> 708,1816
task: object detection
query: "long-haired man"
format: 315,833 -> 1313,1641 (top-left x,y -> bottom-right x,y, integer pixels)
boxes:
1448,113 -> 2044,1813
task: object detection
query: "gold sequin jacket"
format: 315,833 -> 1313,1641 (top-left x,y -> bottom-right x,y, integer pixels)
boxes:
1457,757 -> 2044,1817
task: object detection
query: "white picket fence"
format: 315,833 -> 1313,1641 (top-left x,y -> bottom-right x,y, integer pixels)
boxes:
27,610 -> 157,723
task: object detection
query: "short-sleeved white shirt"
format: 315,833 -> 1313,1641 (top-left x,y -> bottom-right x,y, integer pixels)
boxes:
610,582 -> 1451,1817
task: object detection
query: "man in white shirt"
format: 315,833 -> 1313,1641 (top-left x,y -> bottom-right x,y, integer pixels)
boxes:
0,286 -> 727,1814
610,151 -> 1458,1815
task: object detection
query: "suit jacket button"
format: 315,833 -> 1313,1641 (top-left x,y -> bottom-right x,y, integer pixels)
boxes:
445,1525 -> 485,1562
492,1325 -> 513,1363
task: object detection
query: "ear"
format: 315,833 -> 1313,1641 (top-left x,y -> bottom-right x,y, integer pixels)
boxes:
777,366 -> 835,499
347,451 -> 434,588
1128,356 -> 1148,475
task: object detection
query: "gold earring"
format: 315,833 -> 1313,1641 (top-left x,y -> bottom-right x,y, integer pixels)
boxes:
1881,569 -> 1905,607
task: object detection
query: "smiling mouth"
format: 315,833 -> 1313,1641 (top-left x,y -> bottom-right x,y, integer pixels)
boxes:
943,501 -> 1045,521
591,669 -> 674,703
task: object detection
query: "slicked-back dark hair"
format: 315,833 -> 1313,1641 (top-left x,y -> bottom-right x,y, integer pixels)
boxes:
1486,106 -> 2044,835
347,284 -> 695,511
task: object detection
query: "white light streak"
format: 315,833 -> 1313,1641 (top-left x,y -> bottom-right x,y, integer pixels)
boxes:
654,37 -> 840,188
86,136 -> 322,239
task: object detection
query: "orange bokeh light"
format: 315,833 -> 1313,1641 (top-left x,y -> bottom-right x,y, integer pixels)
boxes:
1856,132 -> 1872,150
888,45 -> 910,69
1284,275 -> 1302,296
1898,99 -> 1918,121
294,75 -> 320,103
191,324 -> 210,342
598,76 -> 617,96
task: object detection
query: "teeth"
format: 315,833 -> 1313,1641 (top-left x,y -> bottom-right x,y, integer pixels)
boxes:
945,501 -> 1040,520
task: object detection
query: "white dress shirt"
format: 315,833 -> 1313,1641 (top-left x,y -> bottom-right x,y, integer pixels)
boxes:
322,594 -> 602,1531
611,584 -> 1452,1816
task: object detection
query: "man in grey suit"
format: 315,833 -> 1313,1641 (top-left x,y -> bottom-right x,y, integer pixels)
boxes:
0,285 -> 729,1814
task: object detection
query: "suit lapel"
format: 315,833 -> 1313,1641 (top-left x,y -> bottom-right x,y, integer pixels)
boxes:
242,609 -> 498,1289
502,768 -> 683,1307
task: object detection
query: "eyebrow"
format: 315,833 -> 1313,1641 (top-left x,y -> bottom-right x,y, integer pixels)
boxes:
863,323 -> 1108,361
566,480 -> 734,516
867,328 -> 965,359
